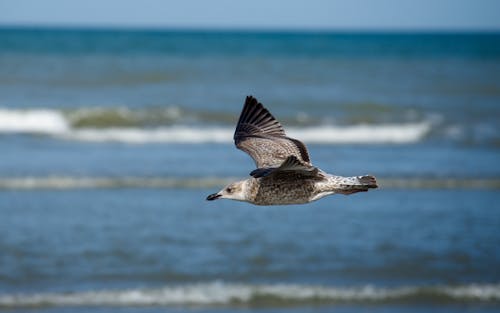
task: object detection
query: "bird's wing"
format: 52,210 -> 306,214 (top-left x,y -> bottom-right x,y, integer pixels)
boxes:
234,96 -> 311,168
250,155 -> 319,178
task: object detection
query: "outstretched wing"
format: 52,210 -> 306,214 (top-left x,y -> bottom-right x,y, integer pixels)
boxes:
234,96 -> 311,168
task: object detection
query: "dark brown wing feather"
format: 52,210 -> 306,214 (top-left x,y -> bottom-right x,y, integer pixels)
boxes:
234,96 -> 311,168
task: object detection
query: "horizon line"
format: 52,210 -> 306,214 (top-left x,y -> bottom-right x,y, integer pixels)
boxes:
1,23 -> 500,34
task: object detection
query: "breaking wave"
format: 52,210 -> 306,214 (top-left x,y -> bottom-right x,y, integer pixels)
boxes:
0,108 -> 69,134
0,108 -> 431,144
0,176 -> 498,190
0,282 -> 499,308
58,124 -> 430,144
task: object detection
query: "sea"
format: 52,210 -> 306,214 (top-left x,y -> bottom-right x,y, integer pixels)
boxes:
0,27 -> 499,313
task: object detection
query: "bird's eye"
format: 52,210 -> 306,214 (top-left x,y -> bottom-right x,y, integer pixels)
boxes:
226,187 -> 233,193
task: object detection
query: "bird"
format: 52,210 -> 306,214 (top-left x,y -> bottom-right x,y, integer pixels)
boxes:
206,96 -> 377,205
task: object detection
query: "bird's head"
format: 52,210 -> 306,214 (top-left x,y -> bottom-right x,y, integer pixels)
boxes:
206,180 -> 248,202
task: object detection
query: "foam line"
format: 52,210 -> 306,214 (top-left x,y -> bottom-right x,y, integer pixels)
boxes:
0,109 -> 69,134
0,282 -> 499,308
0,108 -> 431,144
58,123 -> 431,144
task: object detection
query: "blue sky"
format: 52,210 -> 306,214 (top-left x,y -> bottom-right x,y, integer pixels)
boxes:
1,0 -> 499,30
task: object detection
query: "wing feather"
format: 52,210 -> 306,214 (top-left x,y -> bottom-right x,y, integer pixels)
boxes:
234,96 -> 311,168
250,156 -> 318,178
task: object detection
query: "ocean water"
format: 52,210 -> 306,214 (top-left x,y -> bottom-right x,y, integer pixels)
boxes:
0,28 -> 500,312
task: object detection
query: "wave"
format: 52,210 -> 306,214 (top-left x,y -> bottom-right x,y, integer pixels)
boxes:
0,108 -> 431,144
0,282 -> 499,308
0,108 -> 69,134
0,107 -> 237,130
0,176 -> 498,190
58,123 -> 431,144
66,106 -> 187,127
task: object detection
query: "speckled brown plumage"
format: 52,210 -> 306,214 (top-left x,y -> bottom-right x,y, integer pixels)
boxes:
206,96 -> 378,206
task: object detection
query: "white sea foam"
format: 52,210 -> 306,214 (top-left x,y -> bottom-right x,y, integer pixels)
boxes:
0,282 -> 498,308
58,123 -> 430,144
0,109 -> 69,134
0,108 -> 431,144
442,284 -> 500,300
59,126 -> 233,144
288,123 -> 431,144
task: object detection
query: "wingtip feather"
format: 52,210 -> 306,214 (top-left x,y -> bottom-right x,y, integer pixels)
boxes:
235,96 -> 285,139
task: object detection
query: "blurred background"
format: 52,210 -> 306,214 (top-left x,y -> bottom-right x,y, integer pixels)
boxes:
1,1 -> 500,312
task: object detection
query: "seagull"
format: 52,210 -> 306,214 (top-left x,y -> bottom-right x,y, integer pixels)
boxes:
206,96 -> 377,205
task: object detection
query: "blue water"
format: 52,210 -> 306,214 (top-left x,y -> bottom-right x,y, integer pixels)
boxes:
0,27 -> 500,312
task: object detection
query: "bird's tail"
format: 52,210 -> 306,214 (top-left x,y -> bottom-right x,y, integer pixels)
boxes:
334,175 -> 378,195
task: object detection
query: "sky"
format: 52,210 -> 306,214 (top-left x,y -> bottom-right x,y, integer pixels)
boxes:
1,0 -> 499,31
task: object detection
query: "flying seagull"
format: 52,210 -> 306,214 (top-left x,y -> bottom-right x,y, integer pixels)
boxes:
207,96 -> 377,205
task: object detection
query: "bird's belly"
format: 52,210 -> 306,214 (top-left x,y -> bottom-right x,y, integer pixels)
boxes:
252,179 -> 317,205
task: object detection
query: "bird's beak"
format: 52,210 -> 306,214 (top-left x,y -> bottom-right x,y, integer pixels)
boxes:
206,193 -> 222,201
